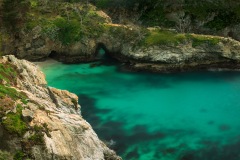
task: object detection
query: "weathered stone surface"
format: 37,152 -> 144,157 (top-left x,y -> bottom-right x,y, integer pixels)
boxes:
2,55 -> 121,160
123,37 -> 240,63
22,108 -> 34,122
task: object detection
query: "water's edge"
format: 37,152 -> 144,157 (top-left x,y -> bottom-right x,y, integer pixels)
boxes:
36,59 -> 240,160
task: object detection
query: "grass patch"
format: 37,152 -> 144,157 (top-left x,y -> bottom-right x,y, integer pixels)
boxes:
2,104 -> 27,136
187,34 -> 221,47
142,29 -> 186,46
140,28 -> 221,47
0,63 -> 17,84
0,84 -> 26,100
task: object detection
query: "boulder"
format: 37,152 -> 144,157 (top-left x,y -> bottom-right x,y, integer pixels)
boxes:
22,109 -> 34,122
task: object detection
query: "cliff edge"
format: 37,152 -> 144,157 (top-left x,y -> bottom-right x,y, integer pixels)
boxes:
0,55 -> 121,160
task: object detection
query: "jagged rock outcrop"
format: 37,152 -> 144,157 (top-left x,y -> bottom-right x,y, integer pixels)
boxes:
0,55 -> 121,160
114,33 -> 240,72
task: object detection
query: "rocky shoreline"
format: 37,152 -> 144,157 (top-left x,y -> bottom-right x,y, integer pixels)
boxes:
120,61 -> 240,73
1,2 -> 240,73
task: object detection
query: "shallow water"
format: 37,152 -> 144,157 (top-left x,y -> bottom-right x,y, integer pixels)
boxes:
38,60 -> 240,160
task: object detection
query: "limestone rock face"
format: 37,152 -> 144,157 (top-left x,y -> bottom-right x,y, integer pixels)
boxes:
123,37 -> 240,64
2,55 -> 121,160
114,35 -> 240,72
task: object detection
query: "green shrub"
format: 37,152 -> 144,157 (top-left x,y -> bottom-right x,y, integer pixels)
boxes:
28,132 -> 44,145
95,0 -> 112,8
0,150 -> 12,160
29,0 -> 38,8
53,17 -> 82,45
13,151 -> 25,160
205,11 -> 240,30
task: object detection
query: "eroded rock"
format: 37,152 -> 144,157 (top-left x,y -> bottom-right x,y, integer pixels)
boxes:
1,55 -> 121,160
22,109 -> 34,122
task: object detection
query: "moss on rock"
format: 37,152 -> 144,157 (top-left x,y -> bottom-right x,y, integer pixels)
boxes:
0,63 -> 17,84
142,29 -> 186,46
2,104 -> 27,136
188,34 -> 221,47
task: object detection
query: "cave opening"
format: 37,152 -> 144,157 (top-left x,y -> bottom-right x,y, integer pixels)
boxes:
48,51 -> 59,59
95,43 -> 118,63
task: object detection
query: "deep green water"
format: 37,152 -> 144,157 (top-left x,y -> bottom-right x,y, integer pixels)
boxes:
39,60 -> 240,160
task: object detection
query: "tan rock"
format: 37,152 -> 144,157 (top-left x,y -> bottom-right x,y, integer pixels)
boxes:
1,55 -> 121,160
22,108 -> 34,122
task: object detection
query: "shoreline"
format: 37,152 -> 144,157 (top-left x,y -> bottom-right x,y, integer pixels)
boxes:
34,58 -> 240,74
33,58 -> 61,68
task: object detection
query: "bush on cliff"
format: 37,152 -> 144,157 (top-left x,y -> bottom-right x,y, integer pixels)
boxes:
53,17 -> 82,45
0,150 -> 12,160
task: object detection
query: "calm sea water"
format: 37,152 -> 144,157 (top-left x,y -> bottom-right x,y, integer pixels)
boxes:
38,60 -> 240,160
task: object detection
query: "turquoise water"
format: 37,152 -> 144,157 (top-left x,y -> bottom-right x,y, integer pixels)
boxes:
39,60 -> 240,160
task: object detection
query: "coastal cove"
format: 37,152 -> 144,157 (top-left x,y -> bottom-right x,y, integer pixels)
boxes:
38,59 -> 240,160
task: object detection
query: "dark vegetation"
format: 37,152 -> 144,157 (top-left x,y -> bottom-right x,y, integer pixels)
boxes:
0,0 -> 237,50
90,0 -> 240,31
1,0 -> 30,32
1,0 -> 240,43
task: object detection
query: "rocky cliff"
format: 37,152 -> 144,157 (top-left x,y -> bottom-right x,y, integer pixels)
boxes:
1,1 -> 240,72
112,29 -> 240,72
0,55 -> 121,160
